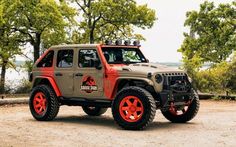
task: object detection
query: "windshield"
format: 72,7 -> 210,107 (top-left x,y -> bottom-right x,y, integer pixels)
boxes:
102,47 -> 147,64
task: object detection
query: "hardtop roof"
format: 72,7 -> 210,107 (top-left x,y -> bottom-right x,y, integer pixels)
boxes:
50,44 -> 140,50
51,44 -> 99,49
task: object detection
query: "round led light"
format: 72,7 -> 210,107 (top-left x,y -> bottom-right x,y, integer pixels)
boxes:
124,40 -> 131,46
115,39 -> 122,45
155,74 -> 163,83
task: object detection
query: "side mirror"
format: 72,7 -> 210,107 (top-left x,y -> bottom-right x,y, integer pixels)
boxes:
94,59 -> 102,70
146,59 -> 149,63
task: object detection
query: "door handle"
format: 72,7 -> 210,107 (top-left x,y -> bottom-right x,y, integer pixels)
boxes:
55,72 -> 63,76
75,73 -> 83,77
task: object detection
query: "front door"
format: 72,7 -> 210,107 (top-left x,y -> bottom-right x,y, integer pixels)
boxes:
73,49 -> 104,99
54,49 -> 74,97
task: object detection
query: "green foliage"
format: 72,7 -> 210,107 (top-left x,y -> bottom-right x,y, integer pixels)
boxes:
179,1 -> 236,69
0,0 -> 22,93
179,1 -> 236,94
226,54 -> 236,92
67,0 -> 156,43
194,61 -> 230,93
12,0 -> 76,61
23,60 -> 34,74
189,52 -> 236,94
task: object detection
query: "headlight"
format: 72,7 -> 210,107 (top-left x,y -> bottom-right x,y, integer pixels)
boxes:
155,74 -> 163,83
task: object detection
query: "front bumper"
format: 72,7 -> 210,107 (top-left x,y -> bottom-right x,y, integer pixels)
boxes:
158,73 -> 195,110
160,90 -> 195,110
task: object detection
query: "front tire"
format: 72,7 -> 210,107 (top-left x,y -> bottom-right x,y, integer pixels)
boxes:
29,85 -> 59,121
82,106 -> 108,116
112,86 -> 156,130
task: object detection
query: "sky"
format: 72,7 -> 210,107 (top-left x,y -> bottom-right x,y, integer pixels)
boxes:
135,0 -> 234,62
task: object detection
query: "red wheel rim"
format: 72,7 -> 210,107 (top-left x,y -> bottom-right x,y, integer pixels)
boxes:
33,92 -> 47,115
119,96 -> 144,122
169,101 -> 191,116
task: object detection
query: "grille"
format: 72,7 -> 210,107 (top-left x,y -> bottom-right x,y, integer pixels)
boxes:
163,74 -> 191,93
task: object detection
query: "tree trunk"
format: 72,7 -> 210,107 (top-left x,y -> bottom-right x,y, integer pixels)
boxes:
33,33 -> 41,62
0,60 -> 8,94
87,0 -> 94,44
89,29 -> 95,44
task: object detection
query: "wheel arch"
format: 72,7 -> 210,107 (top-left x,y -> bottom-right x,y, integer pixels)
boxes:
111,77 -> 154,99
32,76 -> 61,97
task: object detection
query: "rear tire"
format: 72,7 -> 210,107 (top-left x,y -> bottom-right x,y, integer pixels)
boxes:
29,85 -> 59,121
112,86 -> 156,130
161,93 -> 200,123
82,106 -> 107,116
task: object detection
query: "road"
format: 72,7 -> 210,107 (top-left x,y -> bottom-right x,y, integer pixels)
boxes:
0,100 -> 236,147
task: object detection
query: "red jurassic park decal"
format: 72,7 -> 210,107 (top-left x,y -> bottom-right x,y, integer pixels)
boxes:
80,76 -> 98,93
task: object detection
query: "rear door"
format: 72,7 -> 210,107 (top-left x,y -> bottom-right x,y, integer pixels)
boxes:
73,48 -> 104,99
54,49 -> 75,97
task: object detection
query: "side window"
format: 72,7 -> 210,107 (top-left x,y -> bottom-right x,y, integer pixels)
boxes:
57,49 -> 74,68
37,50 -> 54,68
79,49 -> 99,68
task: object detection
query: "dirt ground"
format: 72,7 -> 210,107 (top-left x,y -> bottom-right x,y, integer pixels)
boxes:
0,100 -> 236,147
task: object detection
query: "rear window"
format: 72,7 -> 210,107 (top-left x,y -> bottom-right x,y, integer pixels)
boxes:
57,50 -> 74,68
37,50 -> 54,68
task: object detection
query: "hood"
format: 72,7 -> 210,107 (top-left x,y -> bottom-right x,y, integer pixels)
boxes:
111,63 -> 185,74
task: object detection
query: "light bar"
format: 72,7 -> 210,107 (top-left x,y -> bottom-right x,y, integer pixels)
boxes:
104,39 -> 141,46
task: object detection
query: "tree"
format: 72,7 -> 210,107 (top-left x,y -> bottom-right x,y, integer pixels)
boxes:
179,1 -> 236,93
0,0 -> 22,93
179,1 -> 236,71
12,0 -> 76,62
67,0 -> 156,43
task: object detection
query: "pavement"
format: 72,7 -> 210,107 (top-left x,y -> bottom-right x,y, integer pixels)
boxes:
1,100 -> 236,146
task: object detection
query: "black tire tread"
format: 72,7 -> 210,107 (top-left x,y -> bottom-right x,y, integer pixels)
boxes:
112,86 -> 156,130
29,85 -> 59,121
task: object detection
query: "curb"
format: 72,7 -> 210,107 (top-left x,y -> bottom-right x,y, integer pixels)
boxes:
198,93 -> 236,100
0,98 -> 29,106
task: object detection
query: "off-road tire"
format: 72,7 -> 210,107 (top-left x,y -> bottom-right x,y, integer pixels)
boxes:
29,85 -> 60,121
82,106 -> 108,116
112,86 -> 156,130
161,94 -> 200,123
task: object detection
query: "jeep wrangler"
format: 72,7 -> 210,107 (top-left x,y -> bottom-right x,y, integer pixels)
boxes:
29,40 -> 199,130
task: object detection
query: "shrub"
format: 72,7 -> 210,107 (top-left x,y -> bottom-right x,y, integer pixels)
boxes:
14,79 -> 32,94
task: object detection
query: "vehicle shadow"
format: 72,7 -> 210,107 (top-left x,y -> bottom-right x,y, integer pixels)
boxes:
53,115 -> 117,129
51,115 -> 198,131
146,121 -> 198,131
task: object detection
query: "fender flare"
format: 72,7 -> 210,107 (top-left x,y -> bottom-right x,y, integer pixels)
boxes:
111,77 -> 154,98
33,76 -> 62,97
